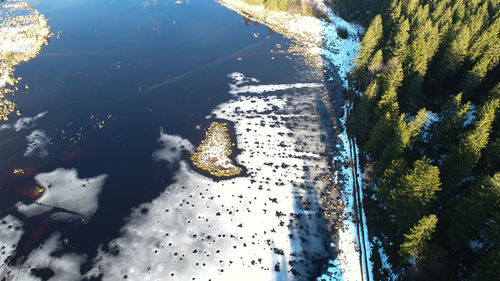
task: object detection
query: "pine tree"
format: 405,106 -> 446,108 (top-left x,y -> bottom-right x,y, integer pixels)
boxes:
389,17 -> 410,59
356,15 -> 384,69
375,57 -> 404,119
399,214 -> 438,260
442,91 -> 500,186
400,108 -> 428,148
431,93 -> 470,152
391,157 -> 441,224
471,247 -> 500,281
463,40 -> 500,93
368,49 -> 384,73
380,56 -> 404,90
366,111 -> 395,158
351,80 -> 380,139
468,15 -> 500,63
377,158 -> 407,205
438,23 -> 472,77
448,173 -> 500,249
402,0 -> 419,18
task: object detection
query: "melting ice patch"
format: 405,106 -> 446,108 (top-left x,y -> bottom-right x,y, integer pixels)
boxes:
24,129 -> 50,158
152,128 -> 194,164
0,232 -> 85,281
0,111 -> 47,131
228,72 -> 323,95
16,168 -> 107,221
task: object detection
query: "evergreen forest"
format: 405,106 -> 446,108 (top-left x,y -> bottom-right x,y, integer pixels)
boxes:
337,0 -> 499,280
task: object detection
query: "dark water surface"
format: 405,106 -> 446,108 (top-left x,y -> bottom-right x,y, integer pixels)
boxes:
0,0 -> 314,260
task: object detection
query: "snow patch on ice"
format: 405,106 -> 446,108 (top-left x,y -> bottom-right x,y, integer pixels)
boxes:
230,82 -> 324,95
1,232 -> 85,281
24,129 -> 50,158
228,71 -> 323,95
469,239 -> 483,252
152,128 -> 194,164
0,215 -> 23,267
16,168 -> 107,221
228,72 -> 260,86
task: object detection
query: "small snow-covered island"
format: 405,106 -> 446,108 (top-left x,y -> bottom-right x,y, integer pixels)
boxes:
191,122 -> 243,178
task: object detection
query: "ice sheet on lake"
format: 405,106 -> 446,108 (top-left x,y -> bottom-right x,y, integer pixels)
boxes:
0,232 -> 85,281
87,71 -> 336,280
16,168 -> 108,221
0,111 -> 47,131
24,129 -> 50,158
152,128 -> 194,164
0,215 -> 23,267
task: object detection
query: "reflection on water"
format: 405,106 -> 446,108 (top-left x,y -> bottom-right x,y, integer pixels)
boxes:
0,0 -> 51,120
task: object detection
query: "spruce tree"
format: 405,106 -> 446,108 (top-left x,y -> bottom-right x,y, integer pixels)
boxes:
463,38 -> 500,94
448,173 -> 500,249
389,17 -> 410,59
442,91 -> 500,186
391,157 -> 441,225
356,14 -> 384,69
399,214 -> 438,260
431,93 -> 470,153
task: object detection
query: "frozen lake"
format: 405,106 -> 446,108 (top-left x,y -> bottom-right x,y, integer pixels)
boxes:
0,0 -> 368,280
